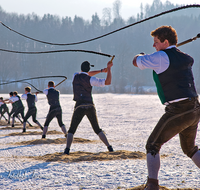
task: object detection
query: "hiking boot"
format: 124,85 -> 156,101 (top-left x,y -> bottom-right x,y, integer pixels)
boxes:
22,128 -> 26,133
42,134 -> 46,139
64,147 -> 70,155
144,177 -> 159,190
107,145 -> 114,152
12,124 -> 14,127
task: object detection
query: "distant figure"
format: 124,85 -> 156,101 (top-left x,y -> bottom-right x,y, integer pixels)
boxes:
21,86 -> 43,133
132,25 -> 200,189
64,60 -> 114,155
11,91 -> 25,127
4,92 -> 20,125
0,97 -> 9,121
42,81 -> 67,138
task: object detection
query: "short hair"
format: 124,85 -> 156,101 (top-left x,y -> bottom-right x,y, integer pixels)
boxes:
9,92 -> 13,96
151,25 -> 178,45
25,86 -> 31,92
13,91 -> 18,95
48,81 -> 55,87
81,61 -> 94,72
0,97 -> 3,100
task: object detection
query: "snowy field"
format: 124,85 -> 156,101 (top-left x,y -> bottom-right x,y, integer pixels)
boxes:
0,93 -> 200,189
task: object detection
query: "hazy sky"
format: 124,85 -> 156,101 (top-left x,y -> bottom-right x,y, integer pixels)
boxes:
0,0 -> 199,20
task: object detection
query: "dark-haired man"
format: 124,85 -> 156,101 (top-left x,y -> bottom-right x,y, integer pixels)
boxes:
42,81 -> 67,138
133,25 -> 200,189
64,60 -> 114,155
21,86 -> 43,132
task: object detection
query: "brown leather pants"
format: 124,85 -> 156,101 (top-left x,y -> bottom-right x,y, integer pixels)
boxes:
146,97 -> 200,158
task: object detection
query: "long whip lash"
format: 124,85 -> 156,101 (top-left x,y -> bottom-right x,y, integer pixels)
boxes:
0,4 -> 200,46
0,48 -> 112,57
0,76 -> 68,92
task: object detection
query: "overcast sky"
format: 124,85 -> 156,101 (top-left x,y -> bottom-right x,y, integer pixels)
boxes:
0,0 -> 199,20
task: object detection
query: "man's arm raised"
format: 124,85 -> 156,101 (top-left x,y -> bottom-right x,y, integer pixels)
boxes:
105,61 -> 113,85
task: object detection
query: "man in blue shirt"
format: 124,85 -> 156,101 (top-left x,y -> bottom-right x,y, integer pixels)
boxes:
133,25 -> 200,189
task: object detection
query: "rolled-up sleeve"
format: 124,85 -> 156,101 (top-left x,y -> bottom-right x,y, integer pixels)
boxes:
136,51 -> 169,74
21,94 -> 27,100
90,77 -> 106,87
35,95 -> 38,102
43,89 -> 48,95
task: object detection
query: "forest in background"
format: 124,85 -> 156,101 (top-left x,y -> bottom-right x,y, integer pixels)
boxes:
0,0 -> 200,94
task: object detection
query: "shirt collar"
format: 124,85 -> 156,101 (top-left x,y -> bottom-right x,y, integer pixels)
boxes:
166,45 -> 176,49
80,72 -> 89,75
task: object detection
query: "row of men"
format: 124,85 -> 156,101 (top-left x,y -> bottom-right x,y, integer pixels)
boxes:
0,25 -> 200,189
0,61 -> 114,153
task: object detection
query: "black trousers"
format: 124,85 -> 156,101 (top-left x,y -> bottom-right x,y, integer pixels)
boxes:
44,106 -> 64,127
24,107 -> 38,123
13,106 -> 24,119
68,104 -> 102,135
0,107 -> 9,117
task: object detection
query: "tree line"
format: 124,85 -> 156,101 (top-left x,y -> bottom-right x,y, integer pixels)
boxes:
0,0 -> 200,94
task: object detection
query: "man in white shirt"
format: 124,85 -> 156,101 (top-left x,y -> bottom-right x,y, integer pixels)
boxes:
42,81 -> 67,139
133,25 -> 200,189
64,60 -> 114,155
21,86 -> 43,132
4,92 -> 19,125
0,97 -> 9,121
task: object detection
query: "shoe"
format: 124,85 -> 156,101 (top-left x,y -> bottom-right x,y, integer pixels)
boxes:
64,147 -> 70,155
42,134 -> 46,139
22,128 -> 26,133
12,124 -> 14,127
8,121 -> 10,124
40,126 -> 44,130
144,177 -> 159,190
107,145 -> 114,152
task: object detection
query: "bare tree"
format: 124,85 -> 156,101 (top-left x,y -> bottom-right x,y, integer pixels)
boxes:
113,0 -> 122,19
102,8 -> 112,26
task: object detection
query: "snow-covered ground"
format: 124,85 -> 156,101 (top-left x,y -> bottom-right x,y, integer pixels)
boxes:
0,93 -> 200,189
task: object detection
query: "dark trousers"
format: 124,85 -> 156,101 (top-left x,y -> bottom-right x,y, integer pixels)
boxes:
44,106 -> 64,127
146,97 -> 200,158
13,106 -> 24,119
68,104 -> 102,135
24,107 -> 38,123
0,107 -> 9,117
9,107 -> 17,117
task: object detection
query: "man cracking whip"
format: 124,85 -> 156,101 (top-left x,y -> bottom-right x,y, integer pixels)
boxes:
132,25 -> 200,189
64,60 -> 114,155
42,81 -> 67,139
